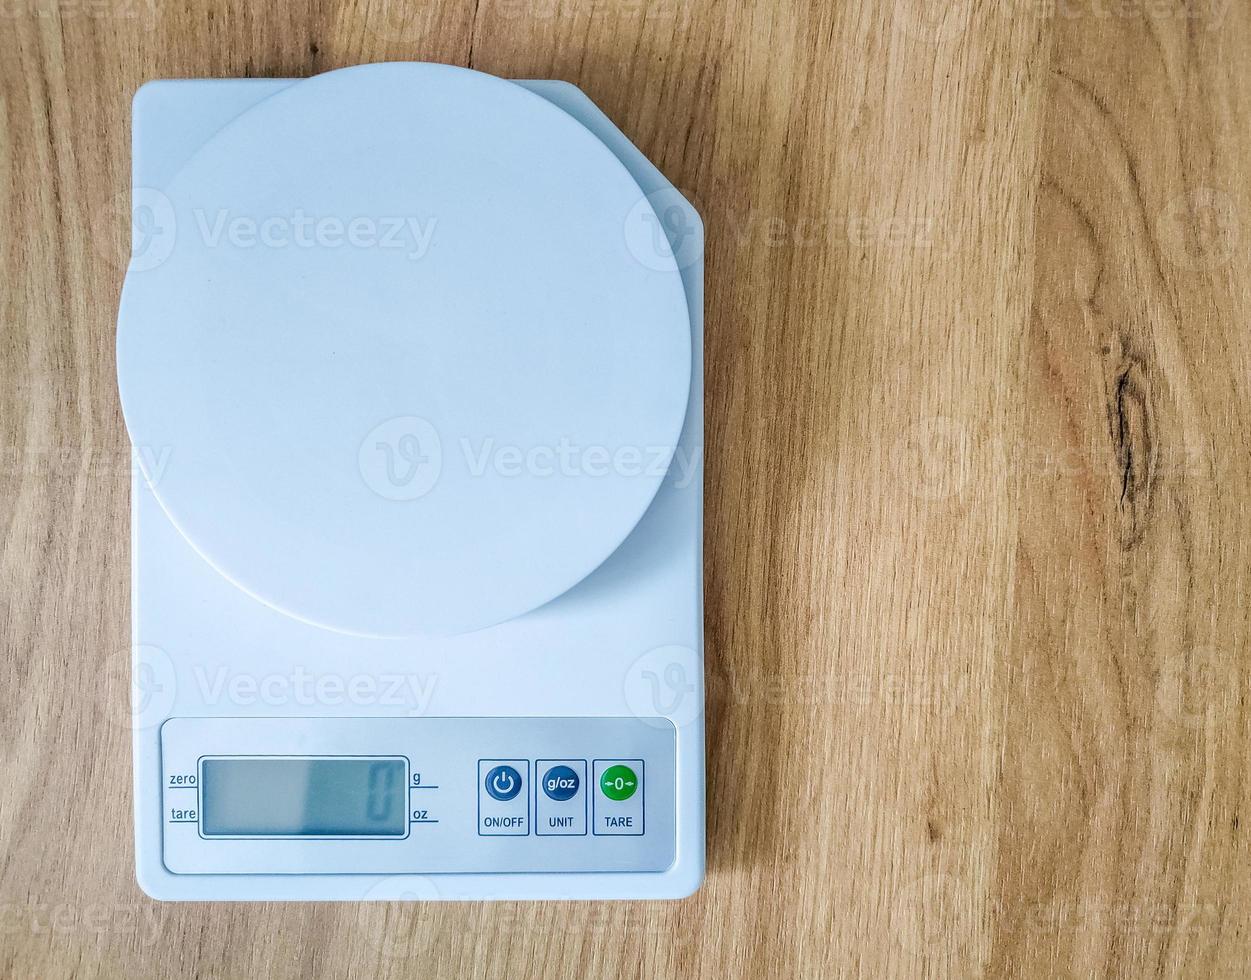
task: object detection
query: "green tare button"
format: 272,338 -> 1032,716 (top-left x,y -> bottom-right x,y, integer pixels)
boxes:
599,764 -> 639,801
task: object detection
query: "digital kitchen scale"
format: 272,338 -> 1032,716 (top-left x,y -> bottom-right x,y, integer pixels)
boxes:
115,63 -> 704,900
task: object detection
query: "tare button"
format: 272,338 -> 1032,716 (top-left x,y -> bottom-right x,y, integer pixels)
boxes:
478,759 -> 529,836
592,759 -> 644,836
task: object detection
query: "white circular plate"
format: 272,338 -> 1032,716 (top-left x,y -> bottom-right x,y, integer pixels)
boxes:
117,63 -> 692,637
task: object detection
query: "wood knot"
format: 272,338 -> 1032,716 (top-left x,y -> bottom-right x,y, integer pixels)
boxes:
1108,354 -> 1156,548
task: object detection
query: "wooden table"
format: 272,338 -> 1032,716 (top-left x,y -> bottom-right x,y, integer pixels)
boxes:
2,1 -> 1248,976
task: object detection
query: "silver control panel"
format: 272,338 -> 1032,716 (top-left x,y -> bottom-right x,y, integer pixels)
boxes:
160,717 -> 676,874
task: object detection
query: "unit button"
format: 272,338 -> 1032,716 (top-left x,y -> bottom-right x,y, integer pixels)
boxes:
592,759 -> 644,836
478,759 -> 529,835
536,760 -> 586,836
542,765 -> 579,801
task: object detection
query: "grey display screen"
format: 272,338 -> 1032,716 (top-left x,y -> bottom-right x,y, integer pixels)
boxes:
200,758 -> 407,837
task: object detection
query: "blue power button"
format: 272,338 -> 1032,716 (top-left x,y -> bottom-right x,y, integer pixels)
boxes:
485,765 -> 522,801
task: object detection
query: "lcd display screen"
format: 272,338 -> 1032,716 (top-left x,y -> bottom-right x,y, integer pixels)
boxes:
200,757 -> 407,837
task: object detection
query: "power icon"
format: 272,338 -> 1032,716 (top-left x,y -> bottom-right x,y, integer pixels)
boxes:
485,764 -> 522,801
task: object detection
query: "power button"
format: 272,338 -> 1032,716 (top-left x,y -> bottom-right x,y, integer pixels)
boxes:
484,764 -> 522,801
478,759 -> 529,836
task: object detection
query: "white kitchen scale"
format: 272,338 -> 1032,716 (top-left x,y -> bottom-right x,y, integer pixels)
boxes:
115,63 -> 704,900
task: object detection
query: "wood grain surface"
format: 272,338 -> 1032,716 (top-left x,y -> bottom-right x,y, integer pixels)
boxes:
2,0 -> 1249,976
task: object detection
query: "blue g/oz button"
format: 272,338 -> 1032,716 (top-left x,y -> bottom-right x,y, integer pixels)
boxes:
541,765 -> 580,801
485,765 -> 522,801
